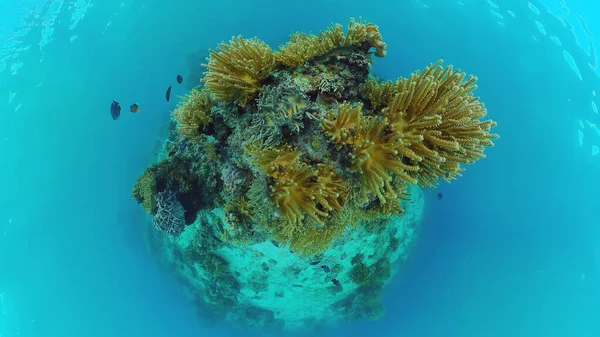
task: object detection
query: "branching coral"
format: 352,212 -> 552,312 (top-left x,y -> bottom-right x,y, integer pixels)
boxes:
172,88 -> 213,140
153,190 -> 186,236
202,36 -> 276,105
274,18 -> 387,68
381,60 -> 499,186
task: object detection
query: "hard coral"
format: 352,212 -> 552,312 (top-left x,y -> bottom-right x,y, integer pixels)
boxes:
202,36 -> 276,105
172,88 -> 213,140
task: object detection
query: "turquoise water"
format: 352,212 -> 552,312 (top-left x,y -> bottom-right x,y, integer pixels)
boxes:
1,0 -> 599,336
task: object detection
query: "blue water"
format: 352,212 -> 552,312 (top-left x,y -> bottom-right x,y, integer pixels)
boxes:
1,0 -> 599,336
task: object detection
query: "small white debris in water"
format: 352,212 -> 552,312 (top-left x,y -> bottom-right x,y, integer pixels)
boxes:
578,120 -> 585,128
578,129 -> 584,146
592,145 -> 599,156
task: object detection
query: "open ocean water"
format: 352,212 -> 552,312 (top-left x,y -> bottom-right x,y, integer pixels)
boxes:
1,0 -> 599,336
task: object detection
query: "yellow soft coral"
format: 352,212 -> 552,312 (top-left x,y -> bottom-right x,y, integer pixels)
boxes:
349,116 -> 419,203
360,78 -> 396,111
202,36 -> 276,105
271,163 -> 348,255
382,60 -> 499,187
320,102 -> 362,146
365,23 -> 387,57
274,18 -> 387,68
244,143 -> 301,179
271,163 -> 328,228
247,144 -> 348,255
320,102 -> 418,204
172,88 -> 213,140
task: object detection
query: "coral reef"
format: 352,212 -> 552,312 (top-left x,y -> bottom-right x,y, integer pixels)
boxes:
153,189 -> 186,236
132,17 -> 498,331
172,88 -> 213,141
202,36 -> 276,105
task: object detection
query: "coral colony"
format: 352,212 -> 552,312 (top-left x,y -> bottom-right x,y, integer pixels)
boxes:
132,18 -> 498,329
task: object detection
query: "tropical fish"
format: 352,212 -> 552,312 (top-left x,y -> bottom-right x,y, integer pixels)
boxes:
110,100 -> 121,120
179,142 -> 187,151
177,75 -> 183,84
130,103 -> 140,113
321,265 -> 330,273
309,260 -> 321,266
166,85 -> 172,102
331,278 -> 341,287
437,193 -> 443,200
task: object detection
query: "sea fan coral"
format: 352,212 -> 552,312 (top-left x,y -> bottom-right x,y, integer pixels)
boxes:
172,88 -> 213,140
274,18 -> 386,68
382,60 -> 499,187
202,35 -> 276,105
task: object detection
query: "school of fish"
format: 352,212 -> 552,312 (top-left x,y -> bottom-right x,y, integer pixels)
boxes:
110,74 -> 183,120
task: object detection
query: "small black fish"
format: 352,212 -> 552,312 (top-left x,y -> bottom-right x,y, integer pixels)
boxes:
332,278 -> 341,287
166,85 -> 172,102
168,150 -> 177,157
321,265 -> 330,273
445,172 -> 450,178
309,260 -> 321,266
176,75 -> 183,84
110,100 -> 121,120
437,193 -> 443,200
271,240 -> 280,248
179,143 -> 187,151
